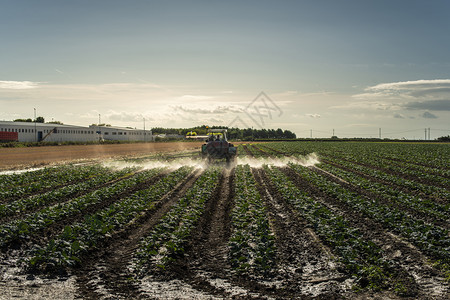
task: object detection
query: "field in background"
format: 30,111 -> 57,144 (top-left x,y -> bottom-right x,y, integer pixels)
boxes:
0,142 -> 204,171
0,141 -> 448,299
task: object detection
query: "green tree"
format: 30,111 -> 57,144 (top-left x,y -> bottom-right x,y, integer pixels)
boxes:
34,116 -> 45,123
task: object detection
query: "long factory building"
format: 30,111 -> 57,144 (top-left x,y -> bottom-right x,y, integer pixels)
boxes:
0,121 -> 152,143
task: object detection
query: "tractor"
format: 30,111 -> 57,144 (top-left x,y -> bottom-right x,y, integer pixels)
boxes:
201,129 -> 237,165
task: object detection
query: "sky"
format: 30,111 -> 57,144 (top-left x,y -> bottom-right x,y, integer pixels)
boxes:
1,0 -> 450,139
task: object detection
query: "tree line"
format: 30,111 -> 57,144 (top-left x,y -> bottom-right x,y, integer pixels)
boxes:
152,125 -> 296,140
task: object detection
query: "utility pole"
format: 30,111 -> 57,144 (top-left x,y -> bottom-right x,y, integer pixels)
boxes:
310,129 -> 313,138
34,108 -> 37,142
428,128 -> 431,140
425,128 -> 427,140
379,128 -> 381,139
143,117 -> 146,142
333,129 -> 335,136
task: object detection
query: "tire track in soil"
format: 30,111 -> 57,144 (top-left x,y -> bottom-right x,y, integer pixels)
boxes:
166,168 -> 236,298
173,167 -> 286,299
282,166 -> 450,299
73,168 -> 204,299
252,167 -> 347,299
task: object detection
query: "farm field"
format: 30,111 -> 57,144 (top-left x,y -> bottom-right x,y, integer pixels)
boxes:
0,141 -> 449,299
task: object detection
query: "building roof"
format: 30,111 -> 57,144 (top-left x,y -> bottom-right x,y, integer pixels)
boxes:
0,121 -> 88,128
0,121 -> 148,131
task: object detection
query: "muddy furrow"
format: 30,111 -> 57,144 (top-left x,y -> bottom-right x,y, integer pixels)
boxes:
74,168 -> 204,299
159,168 -> 236,298
282,166 -> 450,299
252,167 -> 347,299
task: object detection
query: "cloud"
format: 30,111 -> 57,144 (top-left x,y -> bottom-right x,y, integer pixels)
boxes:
306,113 -> 321,118
422,111 -> 438,119
404,99 -> 450,111
367,79 -> 450,91
355,79 -> 450,100
172,105 -> 244,114
393,113 -> 405,119
0,80 -> 40,89
353,79 -> 450,112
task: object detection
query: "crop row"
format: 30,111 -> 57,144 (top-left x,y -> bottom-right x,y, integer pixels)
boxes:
288,163 -> 450,279
320,151 -> 450,189
262,142 -> 450,191
263,142 -> 450,171
0,164 -> 91,190
0,167 -> 136,220
229,165 -> 275,275
27,166 -> 192,272
133,167 -> 221,275
0,168 -> 160,248
238,144 -> 263,157
318,161 -> 449,222
263,165 -> 411,292
0,165 -> 109,201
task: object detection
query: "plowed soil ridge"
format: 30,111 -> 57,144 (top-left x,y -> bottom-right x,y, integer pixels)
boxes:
74,168 -> 204,299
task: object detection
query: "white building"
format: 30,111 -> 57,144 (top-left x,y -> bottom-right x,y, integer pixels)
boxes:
0,121 -> 152,143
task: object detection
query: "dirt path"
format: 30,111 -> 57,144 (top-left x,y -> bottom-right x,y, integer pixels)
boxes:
0,142 -> 204,170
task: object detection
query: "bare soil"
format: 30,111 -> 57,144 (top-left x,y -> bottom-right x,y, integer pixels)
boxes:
0,142 -> 204,171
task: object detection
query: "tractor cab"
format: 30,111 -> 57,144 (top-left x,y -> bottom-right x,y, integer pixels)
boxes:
201,129 -> 237,164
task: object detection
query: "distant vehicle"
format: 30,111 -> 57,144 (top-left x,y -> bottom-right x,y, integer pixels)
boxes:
201,129 -> 237,165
